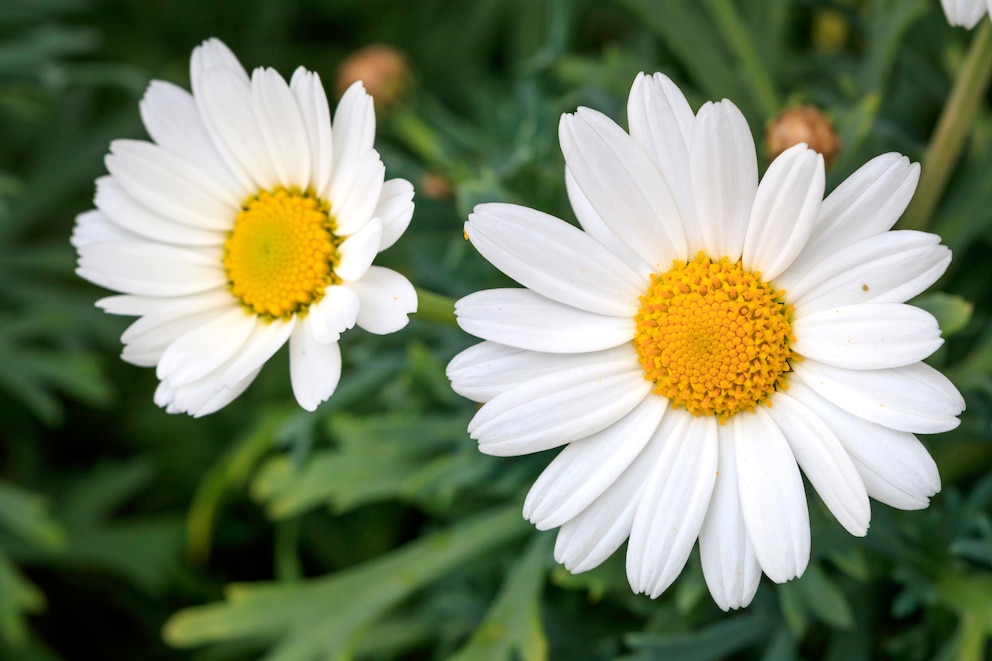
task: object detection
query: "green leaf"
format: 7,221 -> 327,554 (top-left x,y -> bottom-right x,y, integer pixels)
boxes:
448,534 -> 551,661
913,292 -> 973,337
795,564 -> 854,630
163,507 -> 530,661
0,480 -> 66,551
0,551 -> 45,644
56,461 -> 183,592
252,413 -> 478,518
622,612 -> 772,661
186,410 -> 284,563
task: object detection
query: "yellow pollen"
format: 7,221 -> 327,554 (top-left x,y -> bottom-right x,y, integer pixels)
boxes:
223,188 -> 339,319
633,253 -> 797,423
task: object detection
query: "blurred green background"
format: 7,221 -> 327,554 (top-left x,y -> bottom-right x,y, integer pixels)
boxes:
2,0 -> 992,658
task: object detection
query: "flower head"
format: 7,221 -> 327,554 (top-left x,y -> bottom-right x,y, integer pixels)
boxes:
72,38 -> 417,416
446,73 -> 964,609
941,0 -> 992,28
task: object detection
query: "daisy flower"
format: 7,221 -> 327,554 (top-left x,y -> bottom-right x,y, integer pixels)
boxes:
941,0 -> 992,28
72,38 -> 416,416
446,73 -> 964,610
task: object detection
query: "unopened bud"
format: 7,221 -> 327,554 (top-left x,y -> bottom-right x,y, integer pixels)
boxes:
764,106 -> 842,168
419,172 -> 454,200
336,45 -> 410,111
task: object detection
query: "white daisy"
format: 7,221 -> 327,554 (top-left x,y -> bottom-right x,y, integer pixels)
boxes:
941,0 -> 992,28
446,73 -> 964,610
72,38 -> 417,416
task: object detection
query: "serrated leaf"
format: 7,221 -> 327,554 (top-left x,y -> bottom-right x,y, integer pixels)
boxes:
448,534 -> 551,661
622,612 -> 772,661
913,292 -> 973,337
796,563 -> 854,630
252,413 -> 477,518
163,506 -> 530,661
0,480 -> 66,551
0,551 -> 45,644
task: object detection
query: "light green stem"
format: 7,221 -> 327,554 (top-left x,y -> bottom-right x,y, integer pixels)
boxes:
415,287 -> 457,326
704,0 -> 779,117
900,20 -> 992,231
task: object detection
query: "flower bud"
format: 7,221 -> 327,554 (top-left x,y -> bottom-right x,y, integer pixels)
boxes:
336,44 -> 410,111
764,106 -> 841,168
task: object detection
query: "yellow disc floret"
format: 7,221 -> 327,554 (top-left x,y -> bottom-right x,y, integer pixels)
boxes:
633,253 -> 796,422
224,188 -> 339,319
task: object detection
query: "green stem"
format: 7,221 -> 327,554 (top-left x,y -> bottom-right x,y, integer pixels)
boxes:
704,0 -> 780,117
900,20 -> 992,231
415,287 -> 457,326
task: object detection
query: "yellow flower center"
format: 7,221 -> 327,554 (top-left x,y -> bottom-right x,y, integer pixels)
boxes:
223,188 -> 340,319
633,253 -> 796,422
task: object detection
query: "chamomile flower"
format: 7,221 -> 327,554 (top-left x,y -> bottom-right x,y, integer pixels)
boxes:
446,73 -> 964,610
941,0 -> 992,28
72,38 -> 416,416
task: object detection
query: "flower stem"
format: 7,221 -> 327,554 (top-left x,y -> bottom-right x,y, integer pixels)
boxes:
704,0 -> 780,117
900,20 -> 992,231
416,287 -> 457,326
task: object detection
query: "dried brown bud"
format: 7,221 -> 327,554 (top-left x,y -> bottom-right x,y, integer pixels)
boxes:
419,172 -> 454,200
764,106 -> 842,168
335,44 -> 410,111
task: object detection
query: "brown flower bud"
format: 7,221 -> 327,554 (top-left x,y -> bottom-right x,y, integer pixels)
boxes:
419,172 -> 454,200
764,106 -> 842,168
335,44 -> 410,111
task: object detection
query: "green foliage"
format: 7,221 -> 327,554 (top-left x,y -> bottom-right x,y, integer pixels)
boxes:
1,0 -> 992,659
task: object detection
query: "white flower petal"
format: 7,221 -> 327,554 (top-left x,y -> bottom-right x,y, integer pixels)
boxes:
785,154 -> 919,277
139,80 -> 247,204
469,365 -> 651,456
349,266 -> 416,335
121,301 -> 231,368
466,203 -> 645,316
524,395 -> 667,530
252,67 -> 311,189
942,0 -> 988,27
72,210 -> 138,247
105,140 -> 236,231
559,108 -> 687,269
335,217 -> 382,282
699,424 -> 761,611
735,406 -> 810,584
192,367 -> 262,418
120,290 -> 234,344
690,100 -> 758,261
792,359 -> 964,434
766,392 -> 870,536
792,303 -> 943,370
628,414 -> 718,598
307,285 -> 359,344
743,144 -> 824,280
565,168 -> 652,276
77,241 -> 226,296
455,288 -> 633,353
446,342 -> 637,403
555,408 -> 682,573
156,308 -> 257,387
289,315 -> 343,411
289,68 -> 334,197
784,231 -> 951,314
788,379 -> 941,509
375,178 -> 415,251
330,82 -> 376,190
627,72 -> 698,250
199,65 -> 279,190
95,177 -> 222,246
190,40 -> 256,193
218,317 -> 296,389
330,149 -> 385,237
